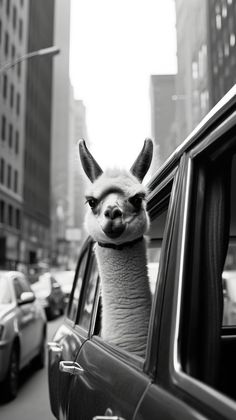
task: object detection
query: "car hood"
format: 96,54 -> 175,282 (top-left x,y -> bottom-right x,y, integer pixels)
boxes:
0,303 -> 15,319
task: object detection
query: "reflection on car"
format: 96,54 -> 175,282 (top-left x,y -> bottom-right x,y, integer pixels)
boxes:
48,87 -> 236,419
0,271 -> 46,400
31,272 -> 64,320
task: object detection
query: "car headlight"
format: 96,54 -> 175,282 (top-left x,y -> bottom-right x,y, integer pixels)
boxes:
0,325 -> 4,340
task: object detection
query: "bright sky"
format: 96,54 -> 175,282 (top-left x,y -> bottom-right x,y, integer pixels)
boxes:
70,0 -> 177,169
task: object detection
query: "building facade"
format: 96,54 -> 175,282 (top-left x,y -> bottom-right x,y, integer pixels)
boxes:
50,0 -> 71,267
0,0 -> 29,268
175,0 -> 236,144
22,0 -> 55,267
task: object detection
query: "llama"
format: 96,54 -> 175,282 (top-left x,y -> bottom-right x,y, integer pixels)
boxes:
79,138 -> 153,358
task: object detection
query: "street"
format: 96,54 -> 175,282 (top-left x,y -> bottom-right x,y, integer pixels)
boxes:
0,316 -> 63,420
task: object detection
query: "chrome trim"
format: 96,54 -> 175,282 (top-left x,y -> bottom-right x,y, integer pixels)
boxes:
172,157 -> 192,374
59,360 -> 84,375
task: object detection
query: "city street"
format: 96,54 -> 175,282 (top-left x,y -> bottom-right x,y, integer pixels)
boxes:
0,316 -> 63,420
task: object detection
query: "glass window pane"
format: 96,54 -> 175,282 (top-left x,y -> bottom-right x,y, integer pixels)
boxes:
79,260 -> 98,331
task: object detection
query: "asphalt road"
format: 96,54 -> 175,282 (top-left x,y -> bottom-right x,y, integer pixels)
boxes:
0,315 -> 63,420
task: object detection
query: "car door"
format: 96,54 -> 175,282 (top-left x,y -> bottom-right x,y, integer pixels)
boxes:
48,238 -> 93,420
61,179 -> 176,420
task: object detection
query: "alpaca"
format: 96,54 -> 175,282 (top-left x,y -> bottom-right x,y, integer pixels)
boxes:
79,138 -> 153,358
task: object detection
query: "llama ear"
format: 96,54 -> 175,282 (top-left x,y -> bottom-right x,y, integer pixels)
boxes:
130,138 -> 153,181
78,139 -> 103,182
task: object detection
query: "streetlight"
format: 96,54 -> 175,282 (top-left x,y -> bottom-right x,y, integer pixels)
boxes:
0,45 -> 60,74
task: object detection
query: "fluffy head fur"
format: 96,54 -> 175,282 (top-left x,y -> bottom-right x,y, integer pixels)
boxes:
84,168 -> 150,245
79,139 -> 153,246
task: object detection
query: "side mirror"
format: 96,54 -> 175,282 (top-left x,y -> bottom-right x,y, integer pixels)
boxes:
18,291 -> 35,305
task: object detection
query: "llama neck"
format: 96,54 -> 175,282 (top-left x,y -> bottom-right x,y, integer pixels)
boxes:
95,238 -> 151,358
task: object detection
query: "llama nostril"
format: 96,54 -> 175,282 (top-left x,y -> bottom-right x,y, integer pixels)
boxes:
104,206 -> 122,220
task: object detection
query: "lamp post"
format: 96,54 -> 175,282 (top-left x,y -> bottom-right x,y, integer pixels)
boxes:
0,45 -> 60,74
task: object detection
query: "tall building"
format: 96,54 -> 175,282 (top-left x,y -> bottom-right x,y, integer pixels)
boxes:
208,0 -> 236,107
50,0 -> 71,265
150,74 -> 176,167
175,0 -> 209,144
175,0 -> 236,144
0,0 -> 29,268
22,0 -> 55,266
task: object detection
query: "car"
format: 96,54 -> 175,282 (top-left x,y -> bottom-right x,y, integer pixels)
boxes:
0,270 -> 47,400
48,86 -> 236,419
31,272 -> 64,320
222,270 -> 236,325
51,270 -> 75,307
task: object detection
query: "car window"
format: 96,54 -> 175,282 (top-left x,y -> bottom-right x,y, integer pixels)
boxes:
177,136 -> 236,401
67,245 -> 90,322
77,258 -> 99,331
92,182 -> 173,360
0,276 -> 12,304
13,275 -> 31,300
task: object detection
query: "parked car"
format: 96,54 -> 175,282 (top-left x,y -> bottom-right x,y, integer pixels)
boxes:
0,270 -> 47,400
31,273 -> 64,320
51,270 -> 75,307
48,86 -> 236,419
222,270 -> 236,325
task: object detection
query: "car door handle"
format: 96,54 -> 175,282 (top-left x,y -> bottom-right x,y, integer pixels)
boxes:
59,361 -> 84,375
93,417 -> 125,420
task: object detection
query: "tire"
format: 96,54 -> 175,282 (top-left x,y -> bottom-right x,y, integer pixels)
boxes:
34,332 -> 46,369
4,344 -> 19,401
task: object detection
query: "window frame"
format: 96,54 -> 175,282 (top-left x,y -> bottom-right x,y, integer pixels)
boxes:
168,113 -> 236,418
88,170 -> 178,373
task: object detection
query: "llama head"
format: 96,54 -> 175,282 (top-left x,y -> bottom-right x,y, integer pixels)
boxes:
79,139 -> 153,245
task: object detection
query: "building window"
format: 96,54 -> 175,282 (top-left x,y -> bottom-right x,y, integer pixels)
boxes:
10,84 -> 14,108
6,0 -> 10,16
19,19 -> 23,40
1,115 -> 6,141
0,158 -> 5,184
15,131 -> 19,154
0,19 -> 2,45
8,123 -> 13,148
230,33 -> 235,47
0,200 -> 5,224
216,14 -> 222,30
11,44 -> 15,59
16,208 -> 21,230
12,6 -> 17,29
17,61 -> 21,78
16,93 -> 20,115
14,170 -> 18,193
7,164 -> 12,189
3,74 -> 8,99
8,204 -> 13,226
4,31 -> 9,56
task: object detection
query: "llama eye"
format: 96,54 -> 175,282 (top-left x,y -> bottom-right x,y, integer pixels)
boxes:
129,195 -> 143,209
86,197 -> 98,209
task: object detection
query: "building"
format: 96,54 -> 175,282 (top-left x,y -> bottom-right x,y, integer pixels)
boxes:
175,0 -> 236,144
22,0 -> 55,267
208,0 -> 236,107
0,0 -> 29,268
50,0 -> 71,266
175,0 -> 209,144
150,74 -> 176,167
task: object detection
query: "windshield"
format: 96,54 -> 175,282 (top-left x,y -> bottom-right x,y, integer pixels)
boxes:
0,276 -> 12,304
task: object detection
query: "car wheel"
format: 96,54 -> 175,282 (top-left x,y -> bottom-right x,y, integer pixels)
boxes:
34,332 -> 46,369
4,345 -> 19,400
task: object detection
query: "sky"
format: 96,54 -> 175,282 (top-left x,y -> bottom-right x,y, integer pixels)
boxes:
70,0 -> 177,170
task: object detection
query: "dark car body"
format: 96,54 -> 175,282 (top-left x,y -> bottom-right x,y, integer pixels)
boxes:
0,271 -> 47,399
31,273 -> 64,320
48,85 -> 236,419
